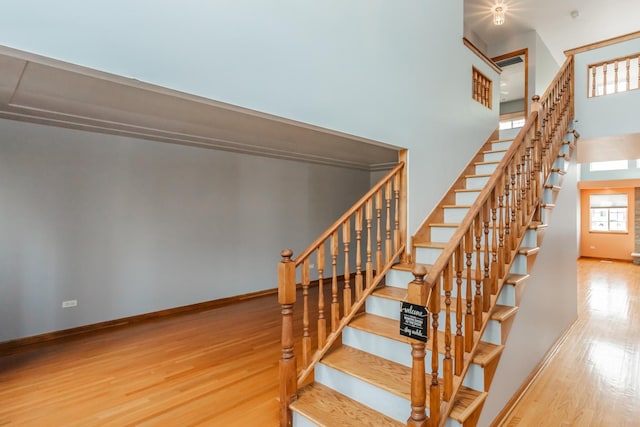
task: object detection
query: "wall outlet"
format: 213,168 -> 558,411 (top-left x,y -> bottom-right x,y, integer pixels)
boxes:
62,299 -> 78,308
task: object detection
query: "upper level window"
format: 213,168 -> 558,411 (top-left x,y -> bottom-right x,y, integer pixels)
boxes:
589,194 -> 628,232
588,54 -> 640,98
589,160 -> 628,171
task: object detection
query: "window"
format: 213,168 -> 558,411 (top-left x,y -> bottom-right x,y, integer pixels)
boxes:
499,116 -> 525,130
589,160 -> 628,171
637,159 -> 640,168
589,194 -> 628,232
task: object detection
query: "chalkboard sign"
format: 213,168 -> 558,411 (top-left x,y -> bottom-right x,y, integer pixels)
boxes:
399,302 -> 429,342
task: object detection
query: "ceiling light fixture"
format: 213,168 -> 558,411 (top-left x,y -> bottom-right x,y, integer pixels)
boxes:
494,6 -> 505,26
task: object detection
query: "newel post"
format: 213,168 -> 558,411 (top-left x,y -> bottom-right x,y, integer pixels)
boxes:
407,265 -> 428,427
279,249 -> 297,427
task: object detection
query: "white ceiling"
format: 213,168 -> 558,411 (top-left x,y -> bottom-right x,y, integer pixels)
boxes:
465,0 -> 640,65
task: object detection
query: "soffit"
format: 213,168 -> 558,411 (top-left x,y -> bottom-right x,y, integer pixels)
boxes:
0,46 -> 399,171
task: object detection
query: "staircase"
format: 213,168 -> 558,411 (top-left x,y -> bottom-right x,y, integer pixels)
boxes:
278,57 -> 575,426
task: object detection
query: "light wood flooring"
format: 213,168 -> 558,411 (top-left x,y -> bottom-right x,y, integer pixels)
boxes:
503,258 -> 640,426
1,258 -> 638,426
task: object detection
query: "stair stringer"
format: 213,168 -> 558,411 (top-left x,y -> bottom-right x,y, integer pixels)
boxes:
477,143 -> 579,426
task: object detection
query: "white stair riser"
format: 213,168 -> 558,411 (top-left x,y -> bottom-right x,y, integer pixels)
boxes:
292,412 -> 319,427
385,269 -> 414,289
484,151 -> 506,162
541,206 -> 553,224
554,157 -> 568,170
342,327 -> 486,391
559,143 -> 571,156
497,283 -> 517,306
444,207 -> 470,223
415,246 -> 442,265
509,253 -> 529,275
431,226 -> 457,242
366,294 -> 503,344
542,188 -> 556,204
475,163 -> 498,175
492,140 -> 512,151
521,228 -> 538,247
456,191 -> 481,205
466,176 -> 490,188
547,171 -> 561,186
315,363 -> 409,422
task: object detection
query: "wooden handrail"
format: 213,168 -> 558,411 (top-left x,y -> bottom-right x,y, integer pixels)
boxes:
293,161 -> 405,266
278,161 -> 407,427
408,55 -> 576,427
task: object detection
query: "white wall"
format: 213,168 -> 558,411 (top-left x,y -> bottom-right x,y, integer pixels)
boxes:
479,151 -> 579,425
0,118 -> 372,341
534,32 -> 561,96
0,0 -> 499,238
574,37 -> 640,139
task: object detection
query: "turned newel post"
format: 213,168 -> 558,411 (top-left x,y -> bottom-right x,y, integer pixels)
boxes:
279,249 -> 297,427
407,265 -> 428,427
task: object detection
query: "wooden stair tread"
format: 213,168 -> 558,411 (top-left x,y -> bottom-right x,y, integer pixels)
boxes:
414,241 -> 448,249
391,262 -> 432,273
541,203 -> 556,208
551,167 -> 567,175
430,222 -> 460,228
322,345 -> 411,399
465,173 -> 492,178
518,246 -> 539,256
483,148 -> 508,154
504,273 -> 529,286
321,345 -> 487,423
490,138 -> 513,143
373,286 -> 407,300
454,188 -> 482,193
529,221 -> 548,230
349,313 -> 502,365
492,304 -> 519,322
475,160 -> 500,166
451,387 -> 488,421
544,184 -> 561,190
290,382 -> 403,427
442,204 -> 472,209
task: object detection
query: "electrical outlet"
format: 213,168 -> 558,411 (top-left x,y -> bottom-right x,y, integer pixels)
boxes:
62,299 -> 78,308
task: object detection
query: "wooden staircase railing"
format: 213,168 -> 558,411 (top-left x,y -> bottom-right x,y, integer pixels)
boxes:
278,160 -> 407,427
407,55 -> 576,427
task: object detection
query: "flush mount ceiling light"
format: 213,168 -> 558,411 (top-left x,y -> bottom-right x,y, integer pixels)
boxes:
494,6 -> 505,25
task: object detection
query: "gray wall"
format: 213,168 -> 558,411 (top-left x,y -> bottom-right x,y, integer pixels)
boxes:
0,118 -> 372,341
479,153 -> 579,425
500,99 -> 525,115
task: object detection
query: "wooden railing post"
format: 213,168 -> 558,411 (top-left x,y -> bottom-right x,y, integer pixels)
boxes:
398,149 -> 409,263
279,249 -> 297,427
407,265 -> 428,427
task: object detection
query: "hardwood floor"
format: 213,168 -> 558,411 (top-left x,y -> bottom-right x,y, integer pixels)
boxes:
0,295 -> 285,426
503,258 -> 640,426
1,258 -> 638,426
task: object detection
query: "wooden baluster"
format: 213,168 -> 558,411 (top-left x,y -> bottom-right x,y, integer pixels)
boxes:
474,215 -> 483,331
482,202 -> 491,312
503,171 -> 512,265
614,61 -> 619,93
430,274 -> 442,427
590,65 -> 596,97
394,172 -> 401,252
454,245 -> 464,375
365,199 -> 373,288
603,62 -> 608,95
302,259 -> 311,367
464,229 -> 474,352
376,189 -> 383,274
510,167 -> 518,250
355,208 -> 363,301
330,231 -> 339,333
317,245 -> 326,349
407,266 -> 428,427
515,161 -> 523,239
491,189 -> 499,294
443,261 -> 453,401
278,249 -> 297,427
342,220 -> 352,316
626,58 -> 631,91
385,180 -> 392,262
498,175 -> 506,277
